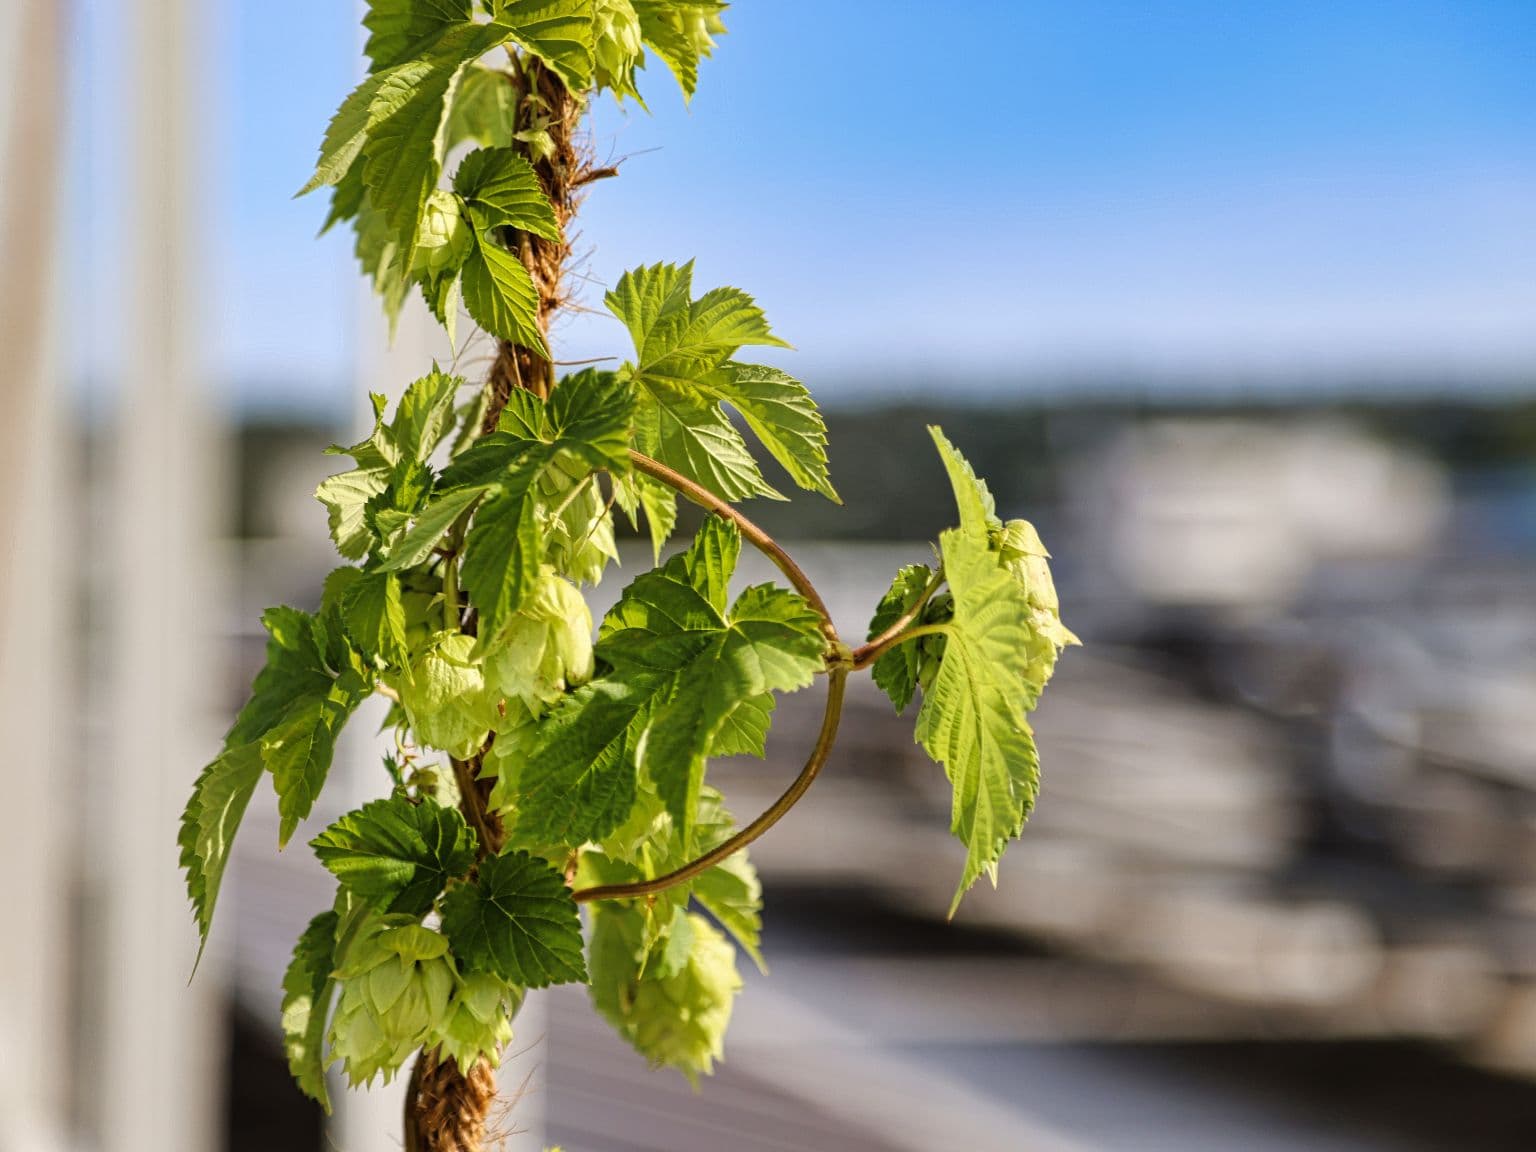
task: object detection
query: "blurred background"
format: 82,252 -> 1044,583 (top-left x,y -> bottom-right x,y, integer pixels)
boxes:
4,1 -> 1536,1149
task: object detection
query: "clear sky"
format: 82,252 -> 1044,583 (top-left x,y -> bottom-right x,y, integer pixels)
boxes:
70,0 -> 1536,414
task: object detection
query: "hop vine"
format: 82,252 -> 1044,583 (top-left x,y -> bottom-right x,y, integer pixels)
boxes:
179,1 -> 1077,1144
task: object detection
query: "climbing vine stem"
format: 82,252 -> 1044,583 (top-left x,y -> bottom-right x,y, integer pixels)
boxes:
572,667 -> 848,905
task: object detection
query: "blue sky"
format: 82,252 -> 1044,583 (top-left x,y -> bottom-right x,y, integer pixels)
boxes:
70,1 -> 1536,413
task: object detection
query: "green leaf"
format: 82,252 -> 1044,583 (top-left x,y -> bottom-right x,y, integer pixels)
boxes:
613,471 -> 677,562
351,192 -> 413,334
493,0 -> 598,91
363,0 -> 473,71
227,607 -> 336,748
359,58 -> 464,279
454,147 -> 561,242
302,22 -> 516,278
916,428 -> 1042,915
337,570 -> 409,668
597,520 -> 824,836
462,229 -> 546,352
265,692 -> 359,848
393,365 -> 463,461
867,564 -> 937,714
607,261 -> 789,388
311,796 -> 477,916
440,849 -> 588,986
179,743 -> 265,956
629,379 -> 778,501
379,485 -> 486,570
931,424 -> 999,535
512,677 -> 654,847
280,909 -> 340,1110
698,363 -> 837,501
460,466 -> 544,644
449,374 -> 634,642
607,262 -> 802,501
710,692 -> 773,758
632,1 -> 728,100
588,904 -> 741,1083
299,67 -> 408,196
317,468 -> 391,560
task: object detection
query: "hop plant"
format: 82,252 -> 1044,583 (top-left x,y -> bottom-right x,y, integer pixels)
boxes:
180,3 -> 1077,1144
329,918 -> 457,1086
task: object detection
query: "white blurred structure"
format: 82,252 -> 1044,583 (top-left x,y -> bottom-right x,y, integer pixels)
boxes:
0,2 -> 72,1149
1079,419 -> 1448,611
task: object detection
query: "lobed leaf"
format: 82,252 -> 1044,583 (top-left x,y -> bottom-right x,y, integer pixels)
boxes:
440,850 -> 588,987
312,795 -> 478,916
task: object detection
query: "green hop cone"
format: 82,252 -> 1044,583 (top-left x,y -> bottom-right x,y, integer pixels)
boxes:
593,0 -> 644,100
388,632 -> 503,758
681,8 -> 726,59
539,459 -> 618,586
433,971 -> 523,1070
329,918 -> 456,1086
410,190 -> 472,279
590,908 -> 742,1084
996,519 -> 1080,695
487,566 -> 594,711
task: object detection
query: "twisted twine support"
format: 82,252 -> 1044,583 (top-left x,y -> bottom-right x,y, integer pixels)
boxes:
406,53 -> 593,1152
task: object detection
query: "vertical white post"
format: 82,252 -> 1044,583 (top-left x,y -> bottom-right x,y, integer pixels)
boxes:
0,1 -> 71,1148
98,0 -> 224,1150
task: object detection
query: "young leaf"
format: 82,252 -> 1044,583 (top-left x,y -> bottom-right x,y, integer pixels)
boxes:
392,366 -> 463,462
312,795 -> 477,916
448,373 -> 635,642
379,485 -> 486,570
440,850 -> 588,986
280,909 -> 341,1111
227,607 -> 338,748
179,743 -> 266,955
606,262 -> 827,502
607,261 -> 788,388
454,148 -> 561,242
613,471 -> 677,562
